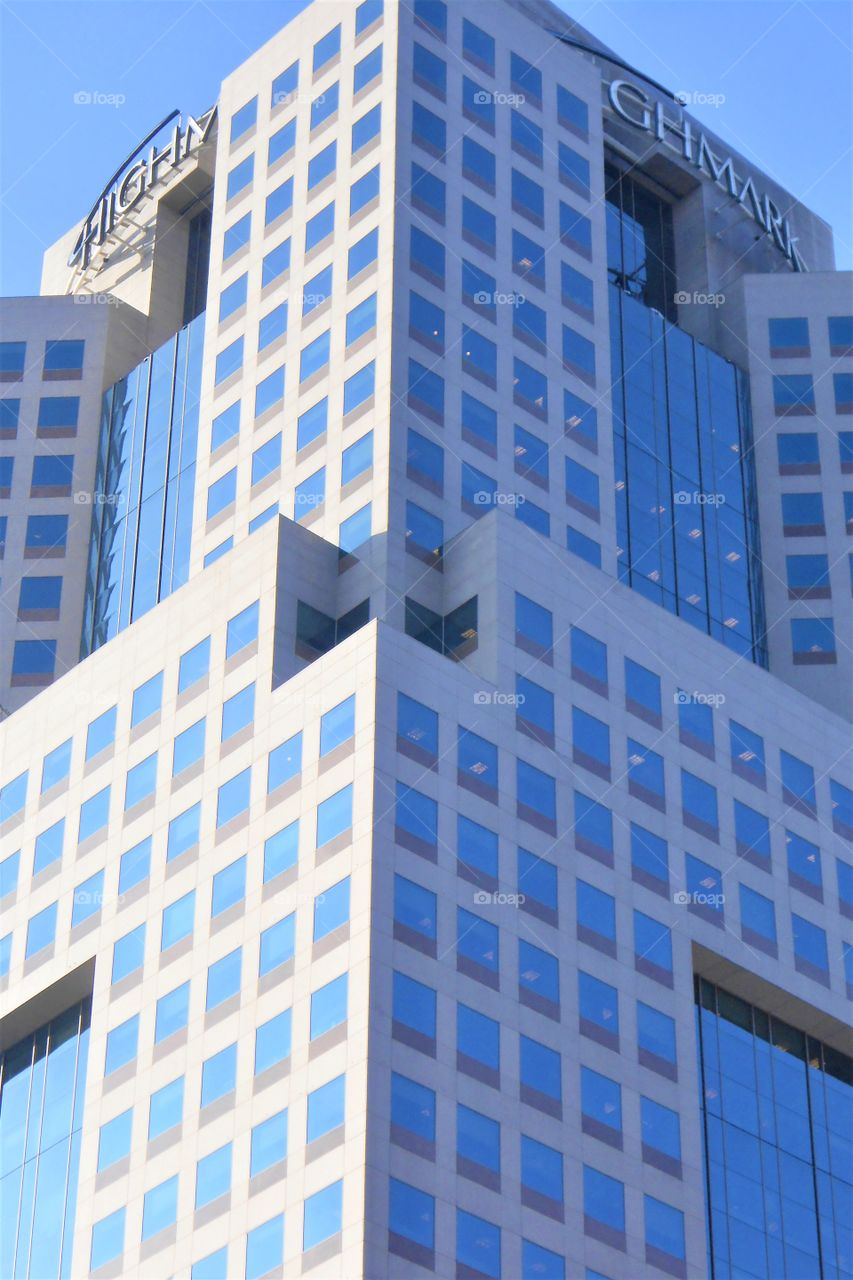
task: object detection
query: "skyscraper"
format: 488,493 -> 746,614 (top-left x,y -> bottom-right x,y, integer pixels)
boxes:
1,2 -> 850,1278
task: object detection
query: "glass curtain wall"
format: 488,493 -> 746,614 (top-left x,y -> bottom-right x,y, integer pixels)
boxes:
0,999 -> 92,1280
81,311 -> 205,655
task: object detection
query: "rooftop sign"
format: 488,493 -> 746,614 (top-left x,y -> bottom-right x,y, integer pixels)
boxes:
67,106 -> 217,272
607,81 -> 806,271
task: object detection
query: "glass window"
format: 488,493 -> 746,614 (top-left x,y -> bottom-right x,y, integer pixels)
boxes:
167,803 -> 200,861
573,706 -> 610,774
25,513 -> 68,553
119,835 -> 151,893
682,768 -> 719,833
271,59 -> 298,107
313,23 -> 341,72
393,970 -> 436,1041
33,817 -> 64,875
786,829 -> 822,894
246,1216 -> 284,1280
645,1196 -> 685,1263
308,141 -> 336,190
457,1209 -> 500,1279
193,1248 -> 228,1280
90,1208 -> 125,1270
637,1000 -> 677,1068
314,876 -> 350,940
155,982 -> 189,1041
517,758 -> 556,826
394,875 -> 437,945
316,783 -> 352,847
351,164 -> 380,215
303,1180 -> 342,1251
310,973 -> 348,1038
26,900 -> 58,958
777,432 -> 819,469
578,970 -> 618,1040
214,337 -> 243,386
514,356 -> 547,414
389,1177 -> 434,1256
512,168 -> 544,223
261,237 -> 291,287
773,373 -> 815,413
226,155 -> 253,201
571,627 -> 607,689
395,780 -> 437,848
124,752 -> 157,811
130,672 -> 162,728
0,340 -> 26,377
463,136 -> 496,194
212,857 -> 247,918
201,1043 -> 237,1107
685,852 -> 723,916
458,1003 -> 499,1073
195,1142 -> 231,1208
625,659 -> 661,722
226,600 -> 259,657
584,1165 -> 624,1236
577,880 -> 616,945
512,108 -> 543,162
781,748 -> 816,811
458,726 -> 498,791
78,785 -> 110,843
346,293 -> 377,346
354,44 -> 382,94
97,1109 -> 132,1172
410,225 -> 444,285
768,316 -> 809,354
627,739 -> 665,804
223,212 -> 251,260
520,938 -> 559,1005
250,1109 -> 288,1176
207,467 -> 236,518
259,913 -> 295,976
219,273 -> 247,322
343,360 -> 375,413
310,83 -> 339,131
172,720 -> 204,777
142,1175 -> 178,1239
412,101 -> 446,157
161,890 -> 195,951
521,1134 -> 563,1205
634,910 -> 673,976
105,1014 -> 138,1074
71,868 -> 103,926
41,739 -> 71,793
457,906 -> 499,978
581,1065 -> 622,1139
307,1074 -> 345,1142
462,17 -> 494,71
511,51 -> 542,103
216,769 -> 250,827
86,706 -> 116,760
458,1103 -> 500,1173
44,339 -> 85,376
206,948 -> 241,1010
739,883 -> 776,947
462,196 -> 496,251
349,226 -> 378,278
297,397 -> 327,450
148,1076 -> 184,1139
574,791 -> 614,862
352,103 -> 381,153
255,1008 -> 291,1074
230,96 -> 257,144
294,465 -> 324,516
258,304 -> 287,353
300,329 -> 330,382
111,923 -> 145,983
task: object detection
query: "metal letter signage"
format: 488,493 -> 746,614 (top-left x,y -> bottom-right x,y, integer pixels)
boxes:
607,81 -> 806,271
67,106 -> 218,272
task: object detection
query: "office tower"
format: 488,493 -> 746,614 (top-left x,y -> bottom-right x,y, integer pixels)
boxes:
1,2 -> 850,1278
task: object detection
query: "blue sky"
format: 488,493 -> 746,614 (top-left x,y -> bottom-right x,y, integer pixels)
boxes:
1,0 -> 850,296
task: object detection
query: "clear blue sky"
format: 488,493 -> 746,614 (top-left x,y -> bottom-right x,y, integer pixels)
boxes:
1,0 -> 850,296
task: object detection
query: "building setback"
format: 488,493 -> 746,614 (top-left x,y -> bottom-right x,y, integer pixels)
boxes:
0,2 -> 850,1279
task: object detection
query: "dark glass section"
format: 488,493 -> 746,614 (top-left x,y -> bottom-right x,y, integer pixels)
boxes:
183,205 -> 212,326
606,170 -> 766,664
81,312 -> 205,656
695,978 -> 852,1280
0,999 -> 91,1280
605,167 -> 676,321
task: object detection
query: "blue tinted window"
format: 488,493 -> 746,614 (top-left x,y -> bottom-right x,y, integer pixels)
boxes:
86,706 -> 116,760
314,877 -> 350,940
41,740 -> 71,793
78,786 -> 110,843
263,820 -> 298,882
354,44 -> 382,93
255,1008 -> 291,1074
349,227 -> 378,278
307,1074 -> 345,1142
259,913 -> 295,976
352,104 -> 381,152
457,1209 -> 500,1278
310,973 -> 348,1038
247,1216 -> 284,1280
124,752 -> 157,810
161,890 -> 195,950
317,783 -> 353,846
303,1180 -> 342,1250
206,948 -> 242,1010
393,970 -> 435,1038
262,238 -> 291,287
250,1110 -> 287,1176
271,60 -> 298,107
155,982 -> 189,1041
201,1043 -> 237,1107
458,1103 -> 500,1171
313,24 -> 341,72
351,164 -> 380,214
342,430 -> 373,483
226,155 -> 253,201
308,142 -> 336,190
148,1075 -> 184,1139
212,856 -> 247,917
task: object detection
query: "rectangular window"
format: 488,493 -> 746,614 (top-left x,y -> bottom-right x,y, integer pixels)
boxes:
739,883 -> 777,953
307,1075 -> 345,1143
262,238 -> 291,287
119,836 -> 151,893
212,856 -> 247,918
628,739 -> 665,808
250,1109 -> 288,1176
511,51 -> 542,105
394,875 -> 437,950
310,972 -> 347,1038
352,103 -> 381,153
792,913 -> 829,983
310,83 -> 339,132
251,432 -> 281,484
313,876 -> 350,941
78,785 -> 110,843
574,791 -> 614,866
317,783 -> 352,847
511,109 -> 543,164
44,339 -> 85,378
578,970 -> 618,1047
255,1008 -> 291,1075
354,44 -> 382,94
201,1044 -> 236,1107
577,880 -> 616,953
206,948 -> 242,1010
167,803 -> 200,861
572,706 -> 610,779
347,293 -> 377,346
781,749 -> 817,813
581,1065 -> 622,1145
271,60 -> 298,108
457,1103 -> 500,1179
124,753 -> 157,810
267,732 -> 303,788
216,769 -> 251,828
313,24 -> 341,73
520,1034 -> 561,1113
206,467 -> 236,518
351,164 -> 380,215
393,970 -> 436,1049
178,635 -> 210,693
349,226 -> 379,278
681,769 -> 719,839
773,373 -> 815,415
457,1210 -> 500,1279
343,360 -> 375,413
412,101 -> 446,159
265,178 -> 293,227
517,758 -> 556,831
259,913 -> 295,976
512,168 -> 544,225
161,890 -> 195,951
462,196 -> 496,253
155,982 -> 189,1042
227,600 -> 259,657
226,155 -> 253,201
308,141 -> 336,190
